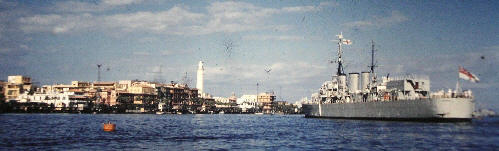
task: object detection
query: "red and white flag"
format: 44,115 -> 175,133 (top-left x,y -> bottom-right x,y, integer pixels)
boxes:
342,39 -> 352,45
459,66 -> 479,83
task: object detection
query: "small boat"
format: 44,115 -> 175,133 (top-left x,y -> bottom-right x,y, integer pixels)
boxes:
103,122 -> 116,132
156,111 -> 164,115
254,112 -> 264,115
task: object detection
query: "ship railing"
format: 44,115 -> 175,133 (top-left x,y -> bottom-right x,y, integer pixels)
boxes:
430,93 -> 473,99
389,75 -> 429,81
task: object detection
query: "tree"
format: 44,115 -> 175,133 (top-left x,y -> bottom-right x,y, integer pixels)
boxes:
0,93 -> 6,113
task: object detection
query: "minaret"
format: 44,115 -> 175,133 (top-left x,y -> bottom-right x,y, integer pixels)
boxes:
196,61 -> 204,96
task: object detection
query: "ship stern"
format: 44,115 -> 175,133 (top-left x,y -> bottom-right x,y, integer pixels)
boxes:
432,98 -> 474,120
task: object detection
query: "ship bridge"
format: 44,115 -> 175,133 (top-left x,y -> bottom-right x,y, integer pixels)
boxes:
385,76 -> 430,100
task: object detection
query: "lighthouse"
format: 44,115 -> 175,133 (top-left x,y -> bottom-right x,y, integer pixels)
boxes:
196,61 -> 204,97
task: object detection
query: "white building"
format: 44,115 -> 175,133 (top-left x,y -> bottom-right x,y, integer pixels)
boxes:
17,91 -> 88,111
236,95 -> 257,112
196,61 -> 204,97
214,97 -> 230,104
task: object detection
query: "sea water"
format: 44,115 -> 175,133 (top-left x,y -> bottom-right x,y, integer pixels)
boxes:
1,114 -> 498,150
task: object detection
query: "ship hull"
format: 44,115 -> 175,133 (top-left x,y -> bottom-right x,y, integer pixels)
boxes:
303,98 -> 474,122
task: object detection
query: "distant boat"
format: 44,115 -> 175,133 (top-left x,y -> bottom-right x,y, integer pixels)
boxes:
219,111 -> 225,114
254,112 -> 264,115
156,111 -> 164,115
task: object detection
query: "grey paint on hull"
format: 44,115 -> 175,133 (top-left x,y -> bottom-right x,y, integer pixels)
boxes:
302,98 -> 474,121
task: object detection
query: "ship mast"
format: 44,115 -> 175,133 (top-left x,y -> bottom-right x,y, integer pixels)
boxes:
335,33 -> 349,76
368,40 -> 378,84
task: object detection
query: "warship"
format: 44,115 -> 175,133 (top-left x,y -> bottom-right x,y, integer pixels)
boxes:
302,33 -> 475,122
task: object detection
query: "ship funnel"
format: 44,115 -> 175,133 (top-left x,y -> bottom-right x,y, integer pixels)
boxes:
349,73 -> 359,93
361,72 -> 370,93
338,74 -> 347,93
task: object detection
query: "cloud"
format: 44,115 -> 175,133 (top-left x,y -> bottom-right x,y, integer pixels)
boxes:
18,6 -> 203,34
53,0 -> 144,13
198,1 -> 320,34
102,6 -> 204,34
161,49 -> 193,56
483,45 -> 499,51
53,1 -> 109,13
243,35 -> 305,41
132,51 -> 151,56
281,6 -> 318,13
0,47 -> 12,54
18,1 -> 324,35
102,0 -> 143,6
19,44 -> 29,50
268,62 -> 327,84
343,11 -> 408,29
205,61 -> 326,85
318,1 -> 338,8
18,13 -> 96,34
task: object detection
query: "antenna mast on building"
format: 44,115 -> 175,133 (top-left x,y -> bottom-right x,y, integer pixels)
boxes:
97,64 -> 102,82
181,72 -> 192,86
153,65 -> 163,83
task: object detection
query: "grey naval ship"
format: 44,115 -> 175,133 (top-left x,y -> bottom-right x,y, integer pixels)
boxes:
302,33 -> 475,122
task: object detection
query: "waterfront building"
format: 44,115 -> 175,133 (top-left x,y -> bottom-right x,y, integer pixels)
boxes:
273,101 -> 300,114
117,80 -> 134,92
158,102 -> 167,112
258,92 -> 275,114
156,83 -> 199,113
214,97 -> 230,104
214,96 -> 238,111
228,93 -> 237,103
92,81 -> 117,90
49,83 -> 83,93
72,81 -> 91,87
200,98 -> 216,113
3,74 -> 207,113
236,95 -> 257,113
4,75 -> 32,101
96,89 -> 118,106
115,81 -> 159,113
17,91 -> 89,111
129,83 -> 156,95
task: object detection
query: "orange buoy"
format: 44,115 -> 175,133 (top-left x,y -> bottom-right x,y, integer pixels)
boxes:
384,93 -> 390,101
103,122 -> 116,132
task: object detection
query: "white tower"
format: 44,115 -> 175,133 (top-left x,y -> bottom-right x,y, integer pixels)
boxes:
196,61 -> 204,96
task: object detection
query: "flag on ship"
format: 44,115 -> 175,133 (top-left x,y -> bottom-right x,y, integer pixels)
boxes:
459,66 -> 479,83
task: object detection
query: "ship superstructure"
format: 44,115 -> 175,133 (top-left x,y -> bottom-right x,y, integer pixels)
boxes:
302,33 -> 475,121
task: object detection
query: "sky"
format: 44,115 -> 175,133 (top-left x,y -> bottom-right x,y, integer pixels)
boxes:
0,0 -> 498,110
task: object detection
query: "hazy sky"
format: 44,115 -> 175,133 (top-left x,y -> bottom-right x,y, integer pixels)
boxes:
0,0 -> 498,109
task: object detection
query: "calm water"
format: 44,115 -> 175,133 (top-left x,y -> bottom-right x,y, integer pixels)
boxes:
1,114 -> 498,150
